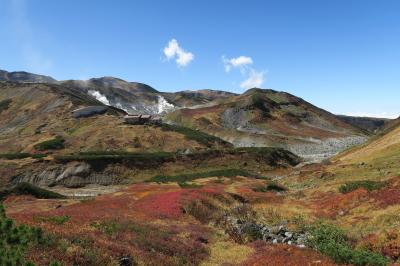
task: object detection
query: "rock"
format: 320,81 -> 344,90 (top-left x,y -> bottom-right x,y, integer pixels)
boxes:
119,256 -> 135,266
56,161 -> 91,182
298,244 -> 306,248
284,232 -> 293,238
270,226 -> 280,234
272,239 -> 278,244
72,106 -> 108,118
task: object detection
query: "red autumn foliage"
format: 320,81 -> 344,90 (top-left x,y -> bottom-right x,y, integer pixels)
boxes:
310,188 -> 369,218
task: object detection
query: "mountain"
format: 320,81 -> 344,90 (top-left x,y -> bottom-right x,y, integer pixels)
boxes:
0,81 -> 229,154
0,69 -> 374,160
336,115 -> 390,133
0,69 -> 56,83
337,116 -> 400,163
166,88 -> 368,160
60,78 -> 166,114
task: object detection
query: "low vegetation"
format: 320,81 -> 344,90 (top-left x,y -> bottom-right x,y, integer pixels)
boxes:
34,136 -> 65,151
253,181 -> 287,193
149,169 -> 265,183
0,99 -> 12,113
0,204 -> 46,265
0,182 -> 66,200
0,153 -> 47,160
55,150 -> 175,163
339,180 -> 387,193
34,215 -> 70,225
0,153 -> 31,160
308,222 -> 389,266
161,124 -> 232,147
178,182 -> 203,189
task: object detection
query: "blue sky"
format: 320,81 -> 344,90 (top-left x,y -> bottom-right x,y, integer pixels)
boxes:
0,0 -> 399,118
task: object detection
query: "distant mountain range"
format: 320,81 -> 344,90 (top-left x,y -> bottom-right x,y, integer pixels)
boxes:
0,69 -> 394,159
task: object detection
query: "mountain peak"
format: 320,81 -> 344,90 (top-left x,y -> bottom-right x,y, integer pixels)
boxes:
0,69 -> 56,83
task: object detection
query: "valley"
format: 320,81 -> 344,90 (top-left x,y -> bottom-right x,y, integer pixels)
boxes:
0,70 -> 398,266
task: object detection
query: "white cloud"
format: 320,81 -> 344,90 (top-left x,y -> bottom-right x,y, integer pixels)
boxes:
222,54 -> 265,90
163,39 -> 194,67
223,56 -> 253,72
240,69 -> 265,89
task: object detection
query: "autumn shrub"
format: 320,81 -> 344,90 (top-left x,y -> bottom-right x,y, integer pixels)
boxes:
92,220 -> 209,265
339,180 -> 386,193
308,222 -> 389,266
34,136 -> 65,151
183,199 -> 221,224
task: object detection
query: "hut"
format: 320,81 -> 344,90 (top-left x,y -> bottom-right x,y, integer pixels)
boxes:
123,114 -> 162,125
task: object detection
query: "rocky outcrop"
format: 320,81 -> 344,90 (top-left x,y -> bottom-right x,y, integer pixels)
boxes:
71,106 -> 108,118
224,212 -> 308,248
12,161 -> 124,188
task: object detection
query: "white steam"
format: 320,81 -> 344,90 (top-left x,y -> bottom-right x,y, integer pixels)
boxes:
88,90 -> 111,105
157,95 -> 175,114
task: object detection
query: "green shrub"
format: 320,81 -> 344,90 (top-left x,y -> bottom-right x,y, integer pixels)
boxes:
0,204 -> 45,266
253,182 -> 287,193
308,222 -> 389,266
0,99 -> 12,113
339,180 -> 386,193
31,154 -> 47,159
34,136 -> 65,151
150,169 -> 263,183
0,153 -> 31,160
0,182 -> 66,201
55,150 -> 175,163
178,182 -> 203,189
34,215 -> 70,225
161,124 -> 232,147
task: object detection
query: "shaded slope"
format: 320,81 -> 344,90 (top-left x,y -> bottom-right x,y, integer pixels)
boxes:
337,115 -> 390,133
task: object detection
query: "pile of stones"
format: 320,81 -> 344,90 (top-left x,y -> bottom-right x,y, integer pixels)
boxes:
225,216 -> 309,248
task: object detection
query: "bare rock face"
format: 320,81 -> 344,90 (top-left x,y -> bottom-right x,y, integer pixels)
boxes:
12,161 -> 122,188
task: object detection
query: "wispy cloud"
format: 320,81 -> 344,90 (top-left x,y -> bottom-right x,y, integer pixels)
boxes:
240,69 -> 265,89
222,56 -> 253,72
341,111 -> 399,119
163,39 -> 194,67
223,55 -> 265,89
7,0 -> 53,73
